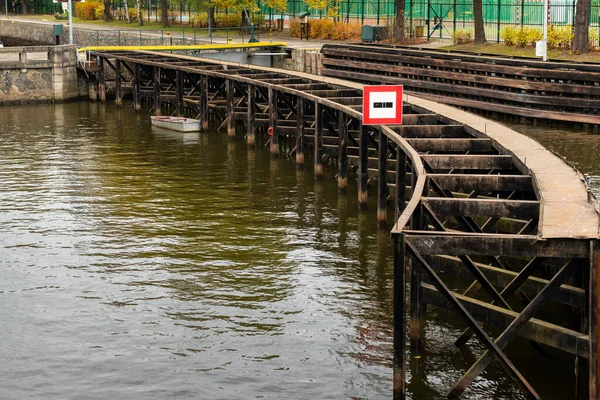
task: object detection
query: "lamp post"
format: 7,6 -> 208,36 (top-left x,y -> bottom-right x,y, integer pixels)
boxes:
542,0 -> 548,61
68,0 -> 73,44
5,0 -> 8,18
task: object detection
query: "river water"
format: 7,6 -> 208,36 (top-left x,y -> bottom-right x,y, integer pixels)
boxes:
0,102 -> 598,399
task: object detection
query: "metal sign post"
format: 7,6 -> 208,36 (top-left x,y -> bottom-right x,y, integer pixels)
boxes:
542,0 -> 549,61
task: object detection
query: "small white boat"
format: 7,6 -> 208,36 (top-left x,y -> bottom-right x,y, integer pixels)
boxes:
151,116 -> 201,132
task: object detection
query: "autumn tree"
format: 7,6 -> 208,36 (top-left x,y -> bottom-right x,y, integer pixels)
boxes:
473,0 -> 486,44
573,0 -> 591,53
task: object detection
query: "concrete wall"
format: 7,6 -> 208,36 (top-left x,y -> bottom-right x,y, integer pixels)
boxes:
0,45 -> 79,104
278,48 -> 322,76
0,19 -> 207,48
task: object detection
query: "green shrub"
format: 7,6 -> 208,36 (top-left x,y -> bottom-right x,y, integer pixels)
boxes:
215,13 -> 239,28
75,1 -> 102,20
452,29 -> 472,44
589,29 -> 599,48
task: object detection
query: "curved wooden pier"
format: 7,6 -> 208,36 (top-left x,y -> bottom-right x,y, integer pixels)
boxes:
85,50 -> 600,399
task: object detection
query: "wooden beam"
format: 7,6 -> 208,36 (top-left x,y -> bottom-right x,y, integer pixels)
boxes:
429,174 -> 532,193
421,283 -> 589,358
422,197 -> 539,219
176,70 -> 184,117
132,63 -> 141,111
405,233 -> 590,258
448,260 -> 573,398
226,79 -> 235,138
394,125 -> 467,138
98,57 -> 106,102
407,138 -> 492,153
422,155 -> 514,171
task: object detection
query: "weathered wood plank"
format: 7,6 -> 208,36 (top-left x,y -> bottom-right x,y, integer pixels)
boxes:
405,233 -> 590,258
428,174 -> 533,192
421,283 -> 589,357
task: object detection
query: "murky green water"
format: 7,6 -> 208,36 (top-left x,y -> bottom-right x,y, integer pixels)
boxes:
0,102 -> 597,399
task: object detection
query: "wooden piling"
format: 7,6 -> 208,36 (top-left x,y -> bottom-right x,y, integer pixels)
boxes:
296,97 -> 305,167
395,148 -> 406,220
314,102 -> 323,178
338,112 -> 348,191
393,233 -> 407,399
410,203 -> 424,349
358,123 -> 368,208
153,66 -> 161,116
226,79 -> 235,139
97,57 -> 106,102
378,131 -> 388,225
269,87 -> 278,155
176,70 -> 184,117
247,84 -> 256,147
590,240 -> 600,399
114,59 -> 122,106
200,75 -> 208,130
132,63 -> 141,111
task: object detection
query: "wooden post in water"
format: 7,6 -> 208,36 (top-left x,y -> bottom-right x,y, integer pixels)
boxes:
395,148 -> 406,220
296,97 -> 305,167
226,79 -> 235,139
132,63 -> 141,111
247,84 -> 256,147
176,70 -> 184,117
97,57 -> 106,102
153,66 -> 161,116
114,59 -> 122,106
358,123 -> 368,208
377,131 -> 388,225
314,102 -> 323,179
393,233 -> 407,399
590,240 -> 600,399
409,194 -> 424,349
200,75 -> 208,131
338,112 -> 348,191
269,87 -> 278,155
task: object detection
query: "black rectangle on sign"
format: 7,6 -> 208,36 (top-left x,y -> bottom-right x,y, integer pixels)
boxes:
374,102 -> 383,108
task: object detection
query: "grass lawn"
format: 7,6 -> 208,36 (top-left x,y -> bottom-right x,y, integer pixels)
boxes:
441,42 -> 600,63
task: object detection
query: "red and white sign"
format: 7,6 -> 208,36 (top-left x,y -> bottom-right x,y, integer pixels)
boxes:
362,85 -> 403,125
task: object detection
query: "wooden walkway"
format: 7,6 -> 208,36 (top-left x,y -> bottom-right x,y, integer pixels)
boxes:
83,50 -> 600,399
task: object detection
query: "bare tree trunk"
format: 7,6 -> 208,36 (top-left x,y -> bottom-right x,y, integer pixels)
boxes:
208,6 -> 216,37
124,0 -> 131,23
473,0 -> 486,44
136,0 -> 144,26
394,0 -> 406,42
104,0 -> 113,22
573,0 -> 591,53
160,0 -> 169,27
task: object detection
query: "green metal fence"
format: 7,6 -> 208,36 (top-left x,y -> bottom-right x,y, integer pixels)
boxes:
12,0 -> 600,44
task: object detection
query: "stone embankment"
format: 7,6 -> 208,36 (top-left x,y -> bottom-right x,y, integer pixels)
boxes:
0,45 -> 80,104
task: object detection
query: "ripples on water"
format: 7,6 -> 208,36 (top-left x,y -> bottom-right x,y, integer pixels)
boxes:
0,103 -> 396,399
1,103 -> 597,400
